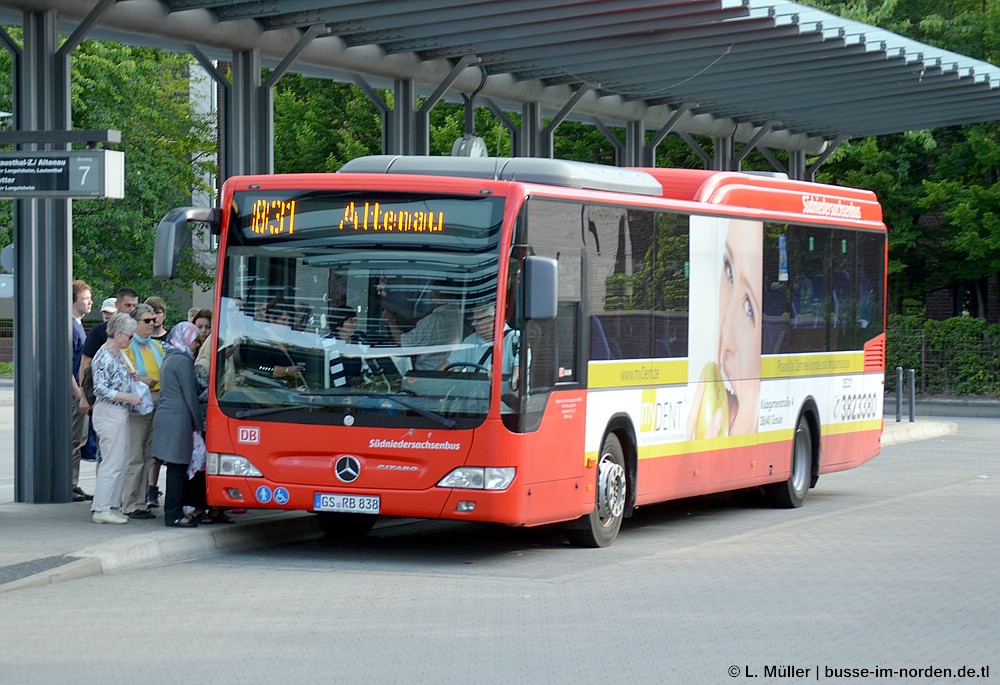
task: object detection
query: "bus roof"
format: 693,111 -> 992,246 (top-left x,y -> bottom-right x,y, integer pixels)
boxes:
339,155 -> 663,196
337,156 -> 883,225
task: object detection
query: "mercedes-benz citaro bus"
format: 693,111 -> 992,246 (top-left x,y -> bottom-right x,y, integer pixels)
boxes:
153,156 -> 886,547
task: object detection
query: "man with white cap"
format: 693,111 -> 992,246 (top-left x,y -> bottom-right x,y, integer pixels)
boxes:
99,297 -> 117,322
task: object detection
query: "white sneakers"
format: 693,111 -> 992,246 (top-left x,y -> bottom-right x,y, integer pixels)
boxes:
92,510 -> 129,525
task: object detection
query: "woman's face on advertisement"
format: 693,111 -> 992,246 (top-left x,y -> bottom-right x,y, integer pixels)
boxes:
718,223 -> 763,435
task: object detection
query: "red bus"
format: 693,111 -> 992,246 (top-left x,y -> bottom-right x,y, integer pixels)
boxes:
154,156 -> 886,546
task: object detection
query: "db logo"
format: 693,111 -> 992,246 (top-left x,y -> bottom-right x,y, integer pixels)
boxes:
237,426 -> 260,444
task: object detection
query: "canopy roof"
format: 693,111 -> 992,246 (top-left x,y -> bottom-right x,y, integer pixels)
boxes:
3,0 -> 1000,151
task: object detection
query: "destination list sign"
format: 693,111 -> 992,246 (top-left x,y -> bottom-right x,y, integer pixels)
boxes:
0,150 -> 124,198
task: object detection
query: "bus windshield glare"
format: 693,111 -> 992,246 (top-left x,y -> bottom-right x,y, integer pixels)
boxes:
215,190 -> 508,428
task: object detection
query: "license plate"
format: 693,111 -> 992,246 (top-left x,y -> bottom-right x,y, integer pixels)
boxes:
314,492 -> 381,514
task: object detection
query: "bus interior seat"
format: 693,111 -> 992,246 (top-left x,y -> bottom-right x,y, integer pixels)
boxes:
607,337 -> 623,359
590,316 -> 612,360
654,338 -> 672,358
832,270 -> 851,327
762,283 -> 788,354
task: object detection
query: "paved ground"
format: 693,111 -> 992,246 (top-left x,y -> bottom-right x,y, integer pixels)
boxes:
0,380 -> 966,593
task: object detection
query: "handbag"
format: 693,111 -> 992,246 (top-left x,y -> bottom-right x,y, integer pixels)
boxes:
120,352 -> 154,415
81,365 -> 97,406
188,432 -> 207,479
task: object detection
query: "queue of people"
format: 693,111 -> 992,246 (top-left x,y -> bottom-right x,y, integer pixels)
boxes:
75,284 -> 221,528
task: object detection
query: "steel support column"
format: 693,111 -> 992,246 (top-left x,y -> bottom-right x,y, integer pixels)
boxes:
713,134 -> 734,171
227,49 -> 269,176
520,102 -> 543,158
13,10 -> 73,503
624,120 -> 645,167
788,150 -> 807,180
389,79 -> 418,155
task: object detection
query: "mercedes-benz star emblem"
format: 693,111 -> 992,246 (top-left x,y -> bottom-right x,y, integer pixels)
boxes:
335,455 -> 361,483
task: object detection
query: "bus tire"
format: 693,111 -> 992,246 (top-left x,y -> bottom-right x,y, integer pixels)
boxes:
316,512 -> 378,541
566,432 -> 627,548
764,415 -> 813,508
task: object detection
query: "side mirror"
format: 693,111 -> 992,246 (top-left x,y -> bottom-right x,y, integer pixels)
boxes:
524,255 -> 558,320
153,207 -> 218,279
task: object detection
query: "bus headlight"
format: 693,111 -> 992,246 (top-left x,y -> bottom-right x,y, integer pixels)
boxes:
437,467 -> 515,491
207,452 -> 263,478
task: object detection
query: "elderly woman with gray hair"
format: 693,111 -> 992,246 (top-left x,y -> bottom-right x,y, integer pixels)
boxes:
90,312 -> 144,524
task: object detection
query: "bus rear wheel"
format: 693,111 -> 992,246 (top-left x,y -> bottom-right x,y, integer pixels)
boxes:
316,512 -> 378,541
764,415 -> 813,508
566,433 -> 627,548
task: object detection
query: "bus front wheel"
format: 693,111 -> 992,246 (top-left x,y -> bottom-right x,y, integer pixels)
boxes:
764,416 -> 813,508
566,433 -> 627,548
316,512 -> 378,541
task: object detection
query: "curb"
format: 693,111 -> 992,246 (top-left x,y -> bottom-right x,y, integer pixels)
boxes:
86,511 -> 322,573
0,511 -> 322,593
0,557 -> 103,594
881,420 -> 958,446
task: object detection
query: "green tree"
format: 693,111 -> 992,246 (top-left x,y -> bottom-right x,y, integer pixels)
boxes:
0,36 -> 216,305
804,0 -> 1000,317
272,77 -> 514,169
272,75 -> 382,172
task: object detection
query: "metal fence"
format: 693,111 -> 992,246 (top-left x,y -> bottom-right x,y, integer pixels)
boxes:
0,319 -> 11,365
887,328 -> 1000,396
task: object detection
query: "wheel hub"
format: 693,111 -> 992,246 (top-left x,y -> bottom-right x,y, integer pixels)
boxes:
597,455 -> 626,523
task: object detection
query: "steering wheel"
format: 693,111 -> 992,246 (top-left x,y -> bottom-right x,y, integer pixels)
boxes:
442,362 -> 490,374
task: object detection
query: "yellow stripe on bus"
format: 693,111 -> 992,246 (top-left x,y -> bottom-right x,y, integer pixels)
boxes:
589,353 -> 866,388
761,352 -> 864,379
589,359 -> 688,389
822,418 -> 883,435
587,420 -> 879,466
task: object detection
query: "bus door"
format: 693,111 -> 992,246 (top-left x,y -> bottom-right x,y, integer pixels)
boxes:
503,245 -> 587,487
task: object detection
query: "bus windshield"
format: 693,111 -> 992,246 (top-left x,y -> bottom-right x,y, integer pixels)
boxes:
214,190 -> 508,428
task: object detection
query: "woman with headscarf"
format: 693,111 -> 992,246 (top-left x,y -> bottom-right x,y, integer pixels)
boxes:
191,320 -> 237,523
151,322 -> 205,527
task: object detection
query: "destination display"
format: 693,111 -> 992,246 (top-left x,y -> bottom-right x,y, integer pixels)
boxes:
338,200 -> 444,233
250,198 -> 296,236
247,197 -> 447,237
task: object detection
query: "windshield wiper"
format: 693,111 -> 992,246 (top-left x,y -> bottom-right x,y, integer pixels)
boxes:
299,389 -> 458,428
234,404 -> 316,419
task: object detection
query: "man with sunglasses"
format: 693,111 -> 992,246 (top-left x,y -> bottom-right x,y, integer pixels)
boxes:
120,303 -> 165,520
